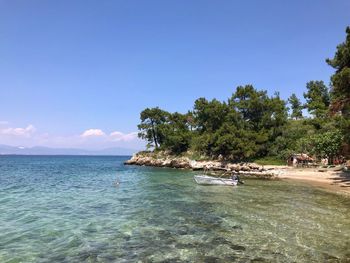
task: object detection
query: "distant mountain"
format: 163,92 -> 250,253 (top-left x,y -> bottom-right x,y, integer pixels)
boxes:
0,145 -> 139,156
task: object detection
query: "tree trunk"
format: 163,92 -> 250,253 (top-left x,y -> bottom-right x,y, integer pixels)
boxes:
151,120 -> 158,148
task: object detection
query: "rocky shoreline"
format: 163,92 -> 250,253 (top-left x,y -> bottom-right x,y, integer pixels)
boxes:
124,153 -> 282,178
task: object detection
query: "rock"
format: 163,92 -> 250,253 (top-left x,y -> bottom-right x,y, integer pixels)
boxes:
124,152 -> 279,179
163,158 -> 172,166
248,163 -> 260,170
189,160 -> 205,170
240,165 -> 250,171
169,158 -> 191,169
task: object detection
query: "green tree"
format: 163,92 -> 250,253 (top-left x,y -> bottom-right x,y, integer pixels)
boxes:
229,86 -> 288,157
137,107 -> 169,149
326,26 -> 350,149
162,112 -> 191,154
326,26 -> 350,117
191,133 -> 213,157
230,86 -> 287,130
265,92 -> 288,137
193,98 -> 228,133
191,98 -> 230,155
212,122 -> 258,160
288,93 -> 303,119
269,120 -> 315,159
303,81 -> 330,118
311,130 -> 343,164
230,85 -> 269,131
186,111 -> 195,131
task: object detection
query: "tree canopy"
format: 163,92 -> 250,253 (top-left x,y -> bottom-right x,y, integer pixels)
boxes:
137,107 -> 170,149
326,26 -> 350,117
288,93 -> 303,120
303,81 -> 330,119
326,27 -> 350,145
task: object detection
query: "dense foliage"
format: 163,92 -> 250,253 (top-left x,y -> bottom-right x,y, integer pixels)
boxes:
137,27 -> 350,163
288,93 -> 303,120
326,26 -> 350,145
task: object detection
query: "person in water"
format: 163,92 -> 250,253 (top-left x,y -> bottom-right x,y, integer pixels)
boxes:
232,173 -> 244,184
231,173 -> 238,181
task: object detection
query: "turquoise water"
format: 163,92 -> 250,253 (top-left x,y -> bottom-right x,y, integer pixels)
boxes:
0,156 -> 349,262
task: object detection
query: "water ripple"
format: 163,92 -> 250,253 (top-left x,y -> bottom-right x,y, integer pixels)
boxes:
0,155 -> 349,262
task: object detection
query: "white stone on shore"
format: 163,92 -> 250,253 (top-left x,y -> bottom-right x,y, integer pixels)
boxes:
124,153 -> 281,179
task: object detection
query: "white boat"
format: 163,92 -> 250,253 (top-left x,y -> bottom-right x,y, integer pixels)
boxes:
194,175 -> 238,186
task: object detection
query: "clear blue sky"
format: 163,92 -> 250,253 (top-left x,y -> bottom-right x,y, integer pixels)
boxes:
0,0 -> 349,149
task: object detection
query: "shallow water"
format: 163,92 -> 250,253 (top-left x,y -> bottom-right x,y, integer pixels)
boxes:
0,155 -> 349,262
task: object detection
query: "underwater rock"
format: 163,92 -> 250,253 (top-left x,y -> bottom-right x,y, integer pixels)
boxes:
229,244 -> 246,251
176,225 -> 189,235
211,237 -> 232,246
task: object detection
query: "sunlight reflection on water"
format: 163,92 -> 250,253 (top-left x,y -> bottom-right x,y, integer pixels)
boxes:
0,155 -> 349,262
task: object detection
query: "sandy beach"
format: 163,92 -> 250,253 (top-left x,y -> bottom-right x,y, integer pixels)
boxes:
267,166 -> 350,196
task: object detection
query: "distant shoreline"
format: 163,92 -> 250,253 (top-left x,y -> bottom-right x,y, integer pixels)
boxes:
0,154 -> 132,157
0,144 -> 139,156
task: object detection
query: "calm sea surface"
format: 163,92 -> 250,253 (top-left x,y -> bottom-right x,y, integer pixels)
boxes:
0,155 -> 349,262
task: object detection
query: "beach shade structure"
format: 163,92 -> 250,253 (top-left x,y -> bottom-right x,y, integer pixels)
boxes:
287,153 -> 314,167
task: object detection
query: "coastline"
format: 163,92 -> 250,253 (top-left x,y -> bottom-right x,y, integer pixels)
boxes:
275,166 -> 350,196
124,153 -> 281,178
125,153 -> 350,196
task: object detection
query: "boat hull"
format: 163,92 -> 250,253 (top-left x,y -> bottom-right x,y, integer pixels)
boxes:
194,175 -> 238,186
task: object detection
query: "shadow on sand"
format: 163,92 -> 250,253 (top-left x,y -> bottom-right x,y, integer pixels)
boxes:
330,171 -> 350,188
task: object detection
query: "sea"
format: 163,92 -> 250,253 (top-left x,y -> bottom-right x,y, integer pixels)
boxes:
0,155 -> 349,262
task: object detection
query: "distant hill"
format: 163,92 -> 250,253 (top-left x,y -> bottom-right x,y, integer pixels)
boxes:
0,145 -> 138,156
